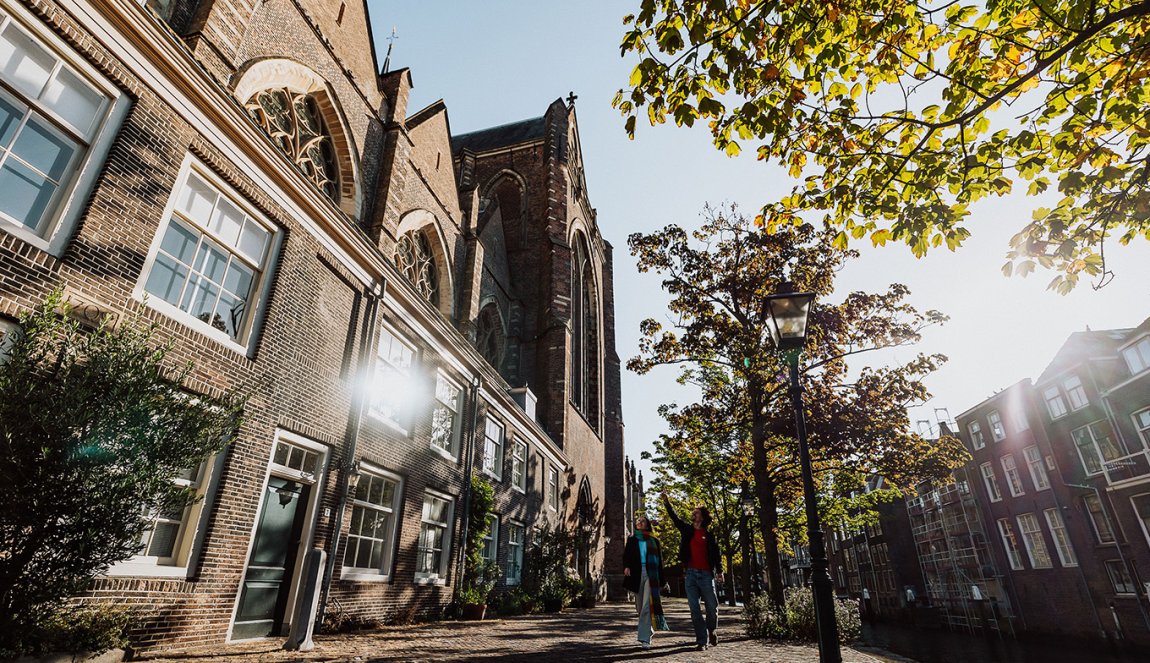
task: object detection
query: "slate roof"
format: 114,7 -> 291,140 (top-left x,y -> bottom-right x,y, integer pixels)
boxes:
451,116 -> 546,154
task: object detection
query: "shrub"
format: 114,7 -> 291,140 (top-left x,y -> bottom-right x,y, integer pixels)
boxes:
744,588 -> 861,644
0,604 -> 133,658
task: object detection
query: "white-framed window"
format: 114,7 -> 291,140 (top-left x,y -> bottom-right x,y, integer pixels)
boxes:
1132,494 -> 1150,551
1043,508 -> 1077,567
1016,513 -> 1052,569
1084,493 -> 1116,544
1064,375 -> 1089,411
511,438 -> 527,492
1011,407 -> 1030,433
1072,421 -> 1122,476
0,5 -> 128,254
430,372 -> 462,458
997,518 -> 1024,570
506,521 -> 524,585
980,462 -> 1002,502
1133,408 -> 1150,450
1044,386 -> 1067,419
416,490 -> 453,583
1106,560 -> 1137,594
481,514 -> 499,563
547,465 -> 559,511
342,466 -> 403,580
1001,455 -> 1025,497
369,325 -> 417,431
1123,336 -> 1150,376
1023,446 -> 1050,491
968,420 -> 985,450
138,161 -> 277,349
988,411 -> 1006,442
482,417 -> 505,480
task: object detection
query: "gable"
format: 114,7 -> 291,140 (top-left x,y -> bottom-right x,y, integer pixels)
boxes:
406,103 -> 463,223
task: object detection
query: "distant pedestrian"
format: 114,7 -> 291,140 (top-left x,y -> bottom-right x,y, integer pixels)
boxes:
662,491 -> 724,651
623,515 -> 669,650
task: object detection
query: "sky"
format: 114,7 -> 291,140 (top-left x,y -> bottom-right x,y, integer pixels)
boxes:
369,1 -> 1150,482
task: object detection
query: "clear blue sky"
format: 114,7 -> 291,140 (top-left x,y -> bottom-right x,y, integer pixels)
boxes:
370,1 -> 1150,483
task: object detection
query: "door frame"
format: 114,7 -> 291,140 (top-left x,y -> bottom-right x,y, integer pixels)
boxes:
227,429 -> 329,642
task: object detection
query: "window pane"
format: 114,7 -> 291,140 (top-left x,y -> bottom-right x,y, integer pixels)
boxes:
209,196 -> 244,246
11,115 -> 75,180
40,67 -> 103,137
0,94 -> 21,147
222,261 -> 254,298
0,23 -> 54,100
144,253 -> 189,304
146,521 -> 181,557
177,173 -> 217,224
158,218 -> 199,264
237,219 -> 270,263
0,157 -> 57,229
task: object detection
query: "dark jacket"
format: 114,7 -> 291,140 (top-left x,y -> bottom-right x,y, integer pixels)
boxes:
622,533 -> 664,594
664,499 -> 722,575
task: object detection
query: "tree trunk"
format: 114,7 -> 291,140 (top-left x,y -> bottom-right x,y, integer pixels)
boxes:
750,381 -> 785,608
724,552 -> 736,606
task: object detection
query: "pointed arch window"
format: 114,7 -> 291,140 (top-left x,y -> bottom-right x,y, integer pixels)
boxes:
396,229 -> 439,307
570,233 -> 600,426
476,303 -> 505,370
244,88 -> 339,202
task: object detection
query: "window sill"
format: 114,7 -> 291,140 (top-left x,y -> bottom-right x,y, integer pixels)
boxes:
366,411 -> 410,437
103,562 -> 189,578
341,570 -> 392,583
137,295 -> 253,357
512,485 -> 526,495
430,446 -> 459,464
482,469 -> 503,483
414,575 -> 447,586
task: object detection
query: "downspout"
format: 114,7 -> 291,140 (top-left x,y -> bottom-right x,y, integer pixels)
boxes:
453,375 -> 484,599
319,280 -> 383,619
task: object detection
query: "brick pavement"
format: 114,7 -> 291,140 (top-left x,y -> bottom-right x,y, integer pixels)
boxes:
139,599 -> 898,663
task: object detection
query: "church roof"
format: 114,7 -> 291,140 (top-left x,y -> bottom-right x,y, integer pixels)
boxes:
451,116 -> 546,154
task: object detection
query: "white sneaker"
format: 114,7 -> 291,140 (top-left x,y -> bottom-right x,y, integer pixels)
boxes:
639,641 -> 651,650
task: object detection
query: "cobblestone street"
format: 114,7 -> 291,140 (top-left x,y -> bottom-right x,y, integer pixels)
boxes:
142,599 -> 897,663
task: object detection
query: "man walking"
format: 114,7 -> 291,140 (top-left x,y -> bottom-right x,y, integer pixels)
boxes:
661,491 -> 724,651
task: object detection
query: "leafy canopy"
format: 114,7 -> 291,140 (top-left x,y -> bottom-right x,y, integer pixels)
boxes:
617,0 -> 1150,292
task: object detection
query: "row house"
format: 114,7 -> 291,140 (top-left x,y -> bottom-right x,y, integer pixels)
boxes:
0,0 -> 625,652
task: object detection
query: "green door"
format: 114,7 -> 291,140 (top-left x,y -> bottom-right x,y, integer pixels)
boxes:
233,476 -> 309,640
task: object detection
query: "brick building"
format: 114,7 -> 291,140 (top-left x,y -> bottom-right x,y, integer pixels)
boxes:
0,0 -> 625,651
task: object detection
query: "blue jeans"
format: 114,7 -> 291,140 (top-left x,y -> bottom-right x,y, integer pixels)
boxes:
684,568 -> 718,645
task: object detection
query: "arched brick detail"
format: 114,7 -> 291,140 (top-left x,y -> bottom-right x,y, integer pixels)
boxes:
395,209 -> 455,319
479,169 -> 528,244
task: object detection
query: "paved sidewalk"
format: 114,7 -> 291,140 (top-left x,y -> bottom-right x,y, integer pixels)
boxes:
142,599 -> 894,662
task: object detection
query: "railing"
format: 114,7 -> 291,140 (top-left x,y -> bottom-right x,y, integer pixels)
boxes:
1102,448 -> 1150,487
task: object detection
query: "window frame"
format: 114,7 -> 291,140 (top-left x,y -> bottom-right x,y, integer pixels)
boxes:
1084,493 -> 1116,544
1044,385 -> 1068,420
429,371 -> 463,460
968,420 -> 985,450
135,157 -> 280,354
1072,420 -> 1122,477
980,462 -> 1002,502
506,520 -> 525,585
988,410 -> 1006,442
481,513 -> 500,563
482,416 -> 505,481
1043,508 -> 1077,567
997,518 -> 1024,571
511,438 -> 528,493
341,464 -> 404,582
1011,406 -> 1030,433
1131,493 -> 1150,552
1106,560 -> 1137,595
1122,336 -> 1150,376
368,323 -> 418,433
1016,512 -> 1053,569
1023,445 -> 1050,491
415,489 -> 454,585
1063,375 -> 1089,411
547,465 -> 559,511
0,3 -> 129,255
1000,454 -> 1026,497
1132,408 -> 1150,451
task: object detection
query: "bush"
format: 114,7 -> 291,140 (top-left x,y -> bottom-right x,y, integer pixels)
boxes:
744,588 -> 861,644
0,604 -> 132,658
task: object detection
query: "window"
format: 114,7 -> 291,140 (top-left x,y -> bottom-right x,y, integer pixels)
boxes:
139,165 -> 276,346
482,417 -> 504,480
1044,386 -> 1067,419
481,514 -> 499,563
1133,494 -> 1150,550
1001,455 -> 1025,497
506,521 -> 524,585
988,411 -> 1006,441
997,519 -> 1024,570
416,491 -> 453,582
547,465 -> 559,511
1123,336 -> 1150,376
968,421 -> 985,450
244,87 -> 339,202
570,232 -> 599,422
1016,513 -> 1052,569
396,229 -> 439,307
430,372 -> 462,458
0,7 -> 125,251
475,302 -> 505,370
1084,493 -> 1116,544
1064,375 -> 1089,411
1133,408 -> 1150,450
343,468 -> 402,579
980,462 -> 1002,502
1044,508 -> 1077,567
511,439 -> 527,492
1011,407 -> 1030,433
1106,560 -> 1137,594
370,326 -> 416,431
1072,421 -> 1122,476
1024,446 -> 1050,491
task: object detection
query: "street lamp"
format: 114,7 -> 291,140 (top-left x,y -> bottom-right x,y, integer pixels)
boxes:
765,285 -> 841,663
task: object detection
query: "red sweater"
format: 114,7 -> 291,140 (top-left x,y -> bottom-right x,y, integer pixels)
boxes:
688,529 -> 711,571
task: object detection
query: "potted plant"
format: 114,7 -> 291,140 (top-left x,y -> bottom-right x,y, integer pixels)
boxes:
540,576 -> 567,613
460,559 -> 501,620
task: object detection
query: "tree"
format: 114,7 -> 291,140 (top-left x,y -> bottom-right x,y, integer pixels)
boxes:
460,474 -> 497,605
616,0 -> 1150,292
629,206 -> 968,607
0,293 -> 242,652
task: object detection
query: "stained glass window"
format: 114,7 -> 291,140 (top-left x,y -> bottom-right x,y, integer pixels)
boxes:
245,88 -> 338,201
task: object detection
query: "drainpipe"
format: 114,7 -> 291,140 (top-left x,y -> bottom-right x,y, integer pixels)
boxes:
318,280 -> 383,620
453,375 -> 484,599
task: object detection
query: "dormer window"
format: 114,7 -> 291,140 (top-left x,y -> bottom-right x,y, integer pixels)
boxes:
1123,336 -> 1150,376
245,88 -> 339,202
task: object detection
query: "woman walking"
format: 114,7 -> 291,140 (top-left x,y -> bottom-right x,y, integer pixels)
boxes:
622,516 -> 669,650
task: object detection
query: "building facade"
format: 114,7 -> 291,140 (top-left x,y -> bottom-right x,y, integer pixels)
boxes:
0,0 -> 625,651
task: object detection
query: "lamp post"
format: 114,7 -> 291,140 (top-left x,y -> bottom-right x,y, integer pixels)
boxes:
740,483 -> 756,606
764,286 -> 841,663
